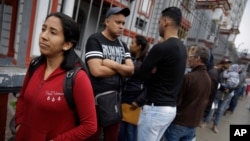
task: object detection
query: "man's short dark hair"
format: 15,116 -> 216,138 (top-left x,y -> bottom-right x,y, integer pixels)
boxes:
161,7 -> 182,27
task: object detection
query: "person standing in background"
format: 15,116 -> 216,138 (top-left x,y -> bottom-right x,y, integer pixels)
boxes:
118,35 -> 149,141
226,65 -> 247,114
220,64 -> 240,93
85,7 -> 134,141
199,58 -> 232,133
164,46 -> 211,141
134,7 -> 187,141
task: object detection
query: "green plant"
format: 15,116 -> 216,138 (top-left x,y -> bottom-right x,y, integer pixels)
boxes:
10,100 -> 17,109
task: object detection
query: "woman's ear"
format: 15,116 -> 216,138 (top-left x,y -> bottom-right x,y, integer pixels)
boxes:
63,42 -> 73,51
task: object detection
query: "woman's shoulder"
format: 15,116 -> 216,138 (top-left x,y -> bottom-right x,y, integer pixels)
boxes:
74,68 -> 89,79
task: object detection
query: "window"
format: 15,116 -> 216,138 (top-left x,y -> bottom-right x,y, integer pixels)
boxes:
135,17 -> 147,30
73,7 -> 86,50
138,0 -> 153,18
182,0 -> 191,11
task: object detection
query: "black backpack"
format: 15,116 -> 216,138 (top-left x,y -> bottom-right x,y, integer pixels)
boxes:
27,57 -> 83,124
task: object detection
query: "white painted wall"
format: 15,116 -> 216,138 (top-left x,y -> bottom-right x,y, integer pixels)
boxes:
212,8 -> 223,23
30,0 -> 50,57
62,0 -> 75,17
14,0 -> 24,60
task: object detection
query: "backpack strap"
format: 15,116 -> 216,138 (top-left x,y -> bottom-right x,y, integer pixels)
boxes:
63,66 -> 82,110
28,57 -> 43,78
64,66 -> 82,125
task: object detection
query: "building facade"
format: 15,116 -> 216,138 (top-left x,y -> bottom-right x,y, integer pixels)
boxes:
0,0 -> 249,68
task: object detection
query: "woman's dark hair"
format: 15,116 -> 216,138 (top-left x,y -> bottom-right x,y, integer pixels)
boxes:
135,35 -> 149,61
41,12 -> 83,70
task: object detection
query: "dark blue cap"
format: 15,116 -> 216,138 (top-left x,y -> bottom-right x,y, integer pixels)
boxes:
105,7 -> 130,18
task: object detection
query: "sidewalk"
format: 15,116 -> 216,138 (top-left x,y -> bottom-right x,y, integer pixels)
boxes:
4,94 -> 250,141
196,95 -> 250,141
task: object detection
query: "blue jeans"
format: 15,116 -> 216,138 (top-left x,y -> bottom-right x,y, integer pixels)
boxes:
137,105 -> 176,141
118,121 -> 137,141
204,91 -> 234,125
229,86 -> 245,112
164,123 -> 195,141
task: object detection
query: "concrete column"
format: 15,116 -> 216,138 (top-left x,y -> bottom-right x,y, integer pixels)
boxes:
62,0 -> 75,17
17,0 -> 34,67
30,0 -> 50,57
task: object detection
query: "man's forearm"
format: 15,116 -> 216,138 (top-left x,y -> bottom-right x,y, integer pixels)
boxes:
103,59 -> 134,77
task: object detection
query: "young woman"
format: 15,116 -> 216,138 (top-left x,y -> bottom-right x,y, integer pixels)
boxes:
15,12 -> 97,141
118,35 -> 149,141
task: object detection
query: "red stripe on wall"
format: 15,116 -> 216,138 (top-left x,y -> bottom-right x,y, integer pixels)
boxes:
104,0 -> 127,8
5,0 -> 18,58
51,0 -> 59,12
25,0 -> 38,66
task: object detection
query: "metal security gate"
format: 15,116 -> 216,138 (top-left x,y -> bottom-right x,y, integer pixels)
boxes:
70,0 -> 163,59
70,0 -> 216,59
0,0 -> 18,59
